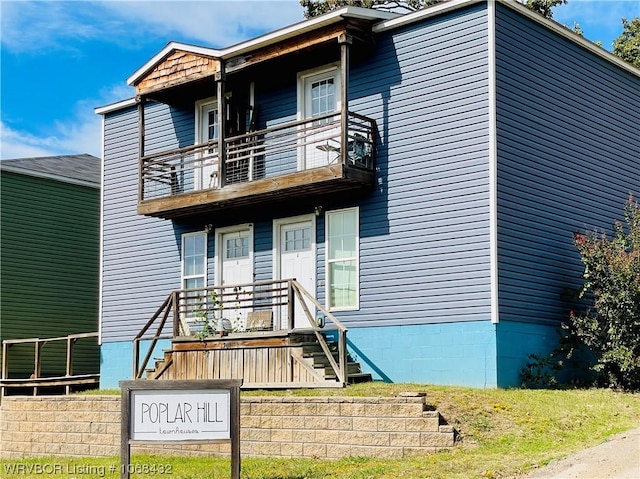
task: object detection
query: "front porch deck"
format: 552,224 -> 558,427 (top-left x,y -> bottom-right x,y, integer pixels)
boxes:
134,280 -> 371,388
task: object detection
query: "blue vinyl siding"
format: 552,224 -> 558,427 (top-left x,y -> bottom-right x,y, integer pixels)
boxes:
338,3 -> 492,328
494,4 -> 640,325
101,103 -> 194,343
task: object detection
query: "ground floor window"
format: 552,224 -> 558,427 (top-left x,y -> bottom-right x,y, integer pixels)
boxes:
326,207 -> 359,310
182,231 -> 207,317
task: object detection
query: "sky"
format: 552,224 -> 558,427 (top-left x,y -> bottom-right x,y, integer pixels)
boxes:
1,0 -> 639,161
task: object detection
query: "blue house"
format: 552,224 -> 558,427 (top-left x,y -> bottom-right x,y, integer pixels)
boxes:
96,0 -> 640,389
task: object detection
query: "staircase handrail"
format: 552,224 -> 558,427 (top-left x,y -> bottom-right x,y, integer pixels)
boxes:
132,291 -> 176,379
291,280 -> 348,385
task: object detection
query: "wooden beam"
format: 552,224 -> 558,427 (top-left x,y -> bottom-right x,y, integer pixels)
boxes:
137,95 -> 146,202
216,70 -> 226,187
339,33 -> 352,163
225,24 -> 347,73
138,164 -> 359,214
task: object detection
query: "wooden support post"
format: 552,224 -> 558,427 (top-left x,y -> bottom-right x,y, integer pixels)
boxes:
132,340 -> 139,379
339,329 -> 347,385
137,95 -> 146,201
339,34 -> 352,165
33,341 -> 42,396
287,280 -> 295,330
216,69 -> 226,187
1,341 -> 8,399
172,291 -> 179,336
66,336 -> 74,394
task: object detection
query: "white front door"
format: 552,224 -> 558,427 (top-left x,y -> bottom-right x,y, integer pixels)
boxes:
276,217 -> 316,329
217,227 -> 253,331
299,66 -> 341,170
195,99 -> 219,190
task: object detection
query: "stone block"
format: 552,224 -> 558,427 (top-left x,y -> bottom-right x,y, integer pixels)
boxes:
270,428 -> 293,442
361,432 -> 390,446
257,442 -> 282,457
353,417 -> 378,431
316,403 -> 341,416
260,415 -> 283,429
240,415 -> 261,428
403,446 -> 437,457
326,444 -> 353,458
292,429 -> 314,443
293,403 -> 318,416
389,432 -> 421,447
241,428 -> 270,441
278,442 -> 304,457
326,416 -> 353,430
302,443 -> 326,458
350,445 -> 403,459
405,417 -> 440,432
281,415 -> 306,429
314,429 -> 343,444
420,432 -> 454,448
377,418 -> 406,432
340,403 -> 365,417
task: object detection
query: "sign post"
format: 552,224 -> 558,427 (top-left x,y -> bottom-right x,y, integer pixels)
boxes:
120,379 -> 242,479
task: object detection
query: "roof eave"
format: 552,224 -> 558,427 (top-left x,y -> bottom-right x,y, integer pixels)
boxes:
127,6 -> 399,87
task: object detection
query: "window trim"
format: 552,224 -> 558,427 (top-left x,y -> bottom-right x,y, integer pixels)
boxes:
296,63 -> 341,122
325,207 -> 360,311
195,96 -> 218,144
181,231 -> 208,322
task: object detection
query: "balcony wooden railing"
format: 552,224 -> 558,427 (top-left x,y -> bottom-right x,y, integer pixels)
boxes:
133,279 -> 348,386
139,111 -> 376,202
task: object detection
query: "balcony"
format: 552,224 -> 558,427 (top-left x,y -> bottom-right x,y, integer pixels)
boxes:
138,111 -> 376,219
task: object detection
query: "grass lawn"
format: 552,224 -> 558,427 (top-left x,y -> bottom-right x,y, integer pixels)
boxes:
2,384 -> 639,478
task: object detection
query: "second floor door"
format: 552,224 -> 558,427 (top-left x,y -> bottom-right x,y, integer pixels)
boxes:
195,98 -> 219,190
299,65 -> 341,170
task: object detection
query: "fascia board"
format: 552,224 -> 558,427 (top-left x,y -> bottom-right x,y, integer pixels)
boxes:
127,7 -> 399,86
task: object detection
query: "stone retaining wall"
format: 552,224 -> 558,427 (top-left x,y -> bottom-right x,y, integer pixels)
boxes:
0,394 -> 455,459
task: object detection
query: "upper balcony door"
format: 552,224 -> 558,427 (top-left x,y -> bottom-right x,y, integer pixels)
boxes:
298,64 -> 341,171
195,98 -> 219,191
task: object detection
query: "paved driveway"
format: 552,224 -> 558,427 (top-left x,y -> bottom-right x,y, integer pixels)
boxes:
526,427 -> 640,478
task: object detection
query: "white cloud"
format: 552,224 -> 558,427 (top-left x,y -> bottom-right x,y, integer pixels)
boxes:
1,1 -> 304,54
100,1 -> 304,47
1,83 -> 133,160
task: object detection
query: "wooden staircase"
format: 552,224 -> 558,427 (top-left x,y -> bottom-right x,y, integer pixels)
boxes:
144,332 -> 372,387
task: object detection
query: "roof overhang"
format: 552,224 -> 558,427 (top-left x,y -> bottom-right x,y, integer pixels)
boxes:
127,6 -> 398,87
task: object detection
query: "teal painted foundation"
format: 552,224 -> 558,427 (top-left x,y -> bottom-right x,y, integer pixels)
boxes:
100,339 -> 170,389
496,321 -> 560,387
347,322 -> 498,388
100,321 -> 565,389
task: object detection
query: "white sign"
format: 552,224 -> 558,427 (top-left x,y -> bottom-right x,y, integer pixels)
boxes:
130,389 -> 230,441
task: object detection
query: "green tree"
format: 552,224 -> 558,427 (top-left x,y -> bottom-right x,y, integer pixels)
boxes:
300,0 -> 438,18
524,0 -> 566,19
613,18 -> 640,67
572,196 -> 640,390
300,0 -> 566,19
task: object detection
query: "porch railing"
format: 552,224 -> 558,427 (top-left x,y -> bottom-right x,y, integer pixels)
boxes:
1,332 -> 99,397
132,279 -> 348,384
140,111 -> 376,201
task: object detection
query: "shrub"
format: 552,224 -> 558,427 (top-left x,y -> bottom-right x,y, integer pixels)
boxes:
571,196 -> 640,390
